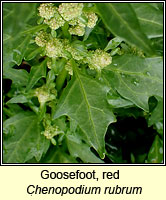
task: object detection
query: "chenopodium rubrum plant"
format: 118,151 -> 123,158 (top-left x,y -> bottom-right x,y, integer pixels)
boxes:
3,3 -> 163,163
34,3 -> 113,157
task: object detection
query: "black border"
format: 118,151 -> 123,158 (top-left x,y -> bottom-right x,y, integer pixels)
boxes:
1,0 -> 165,166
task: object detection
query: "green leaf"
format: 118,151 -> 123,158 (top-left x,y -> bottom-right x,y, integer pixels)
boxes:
3,68 -> 29,86
3,104 -> 23,118
148,96 -> 163,126
102,55 -> 163,111
24,45 -> 43,61
41,147 -> 78,163
131,3 -> 163,39
107,90 -> 134,108
154,122 -> 163,136
53,62 -> 116,158
3,3 -> 38,69
148,96 -> 163,136
26,59 -> 47,91
83,27 -> 93,41
148,3 -> 163,10
96,3 -> 153,55
146,135 -> 163,163
151,37 -> 163,56
13,35 -> 32,65
3,112 -> 49,163
6,95 -> 29,104
71,40 -> 88,57
3,3 -> 37,37
104,37 -> 123,51
66,134 -> 104,163
21,24 -> 48,35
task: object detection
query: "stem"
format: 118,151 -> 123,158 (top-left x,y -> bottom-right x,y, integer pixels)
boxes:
56,67 -> 68,92
28,101 -> 39,114
61,22 -> 71,41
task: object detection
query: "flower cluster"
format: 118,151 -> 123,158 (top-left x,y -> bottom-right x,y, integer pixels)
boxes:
42,125 -> 63,145
35,3 -> 112,75
38,3 -> 98,36
35,31 -> 112,74
42,114 -> 64,145
65,59 -> 73,75
68,25 -> 85,37
130,46 -> 145,57
34,84 -> 57,105
45,38 -> 63,58
84,11 -> 98,28
35,31 -> 50,47
87,49 -> 112,71
44,15 -> 65,30
38,3 -> 56,20
58,3 -> 83,21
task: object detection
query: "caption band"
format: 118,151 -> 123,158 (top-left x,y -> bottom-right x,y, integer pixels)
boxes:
27,169 -> 142,196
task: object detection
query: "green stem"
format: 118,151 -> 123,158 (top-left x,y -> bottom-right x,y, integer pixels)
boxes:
28,101 -> 39,114
56,67 -> 68,92
61,22 -> 71,41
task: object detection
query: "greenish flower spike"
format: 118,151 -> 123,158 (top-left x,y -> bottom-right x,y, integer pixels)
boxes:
88,49 -> 112,71
69,25 -> 85,36
47,59 -> 52,69
34,85 -> 57,105
84,11 -> 98,28
65,59 -> 73,75
58,3 -> 84,21
38,3 -> 56,20
42,125 -> 63,145
42,114 -> 64,145
68,18 -> 78,26
35,31 -> 50,47
45,38 -> 63,58
44,11 -> 65,30
35,3 -> 107,72
37,3 -> 98,36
